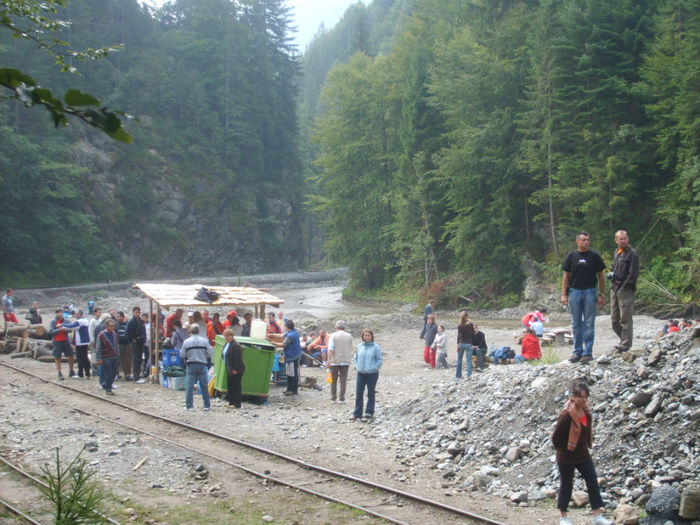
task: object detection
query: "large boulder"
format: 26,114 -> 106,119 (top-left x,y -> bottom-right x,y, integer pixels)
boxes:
679,485 -> 700,520
644,485 -> 682,524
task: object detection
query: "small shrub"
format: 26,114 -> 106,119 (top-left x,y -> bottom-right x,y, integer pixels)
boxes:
40,447 -> 108,524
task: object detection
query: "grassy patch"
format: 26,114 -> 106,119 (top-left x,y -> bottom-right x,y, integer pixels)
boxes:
539,346 -> 562,365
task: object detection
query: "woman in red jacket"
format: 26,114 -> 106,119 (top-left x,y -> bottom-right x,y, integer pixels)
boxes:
551,381 -> 612,525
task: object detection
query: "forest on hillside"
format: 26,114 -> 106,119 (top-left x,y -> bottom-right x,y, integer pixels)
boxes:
1,0 -> 698,314
1,0 -> 304,285
304,0 -> 699,313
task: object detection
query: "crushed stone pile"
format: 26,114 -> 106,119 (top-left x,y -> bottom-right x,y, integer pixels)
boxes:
379,327 -> 699,514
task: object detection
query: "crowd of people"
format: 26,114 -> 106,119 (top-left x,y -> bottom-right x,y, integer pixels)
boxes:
416,304 -> 545,378
6,285 -> 639,524
20,299 -> 383,421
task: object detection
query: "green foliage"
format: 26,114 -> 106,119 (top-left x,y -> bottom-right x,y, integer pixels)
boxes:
312,52 -> 399,289
307,0 -> 699,310
0,127 -> 126,285
1,0 -> 305,284
0,0 -> 132,141
39,447 -> 108,524
0,68 -> 133,142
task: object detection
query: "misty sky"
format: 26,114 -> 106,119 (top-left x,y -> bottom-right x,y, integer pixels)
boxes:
141,0 -> 362,50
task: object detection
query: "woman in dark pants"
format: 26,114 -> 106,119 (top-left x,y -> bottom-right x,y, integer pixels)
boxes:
351,330 -> 383,422
222,329 -> 244,408
551,381 -> 612,525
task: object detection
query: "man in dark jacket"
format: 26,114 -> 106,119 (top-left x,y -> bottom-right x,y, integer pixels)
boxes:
223,329 -> 245,408
126,306 -> 147,383
95,319 -> 120,395
115,311 -> 131,380
610,230 -> 639,351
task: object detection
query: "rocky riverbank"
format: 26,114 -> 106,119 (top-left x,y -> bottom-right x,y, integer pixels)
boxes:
1,272 -> 698,524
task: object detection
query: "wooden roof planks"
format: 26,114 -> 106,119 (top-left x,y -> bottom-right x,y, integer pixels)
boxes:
133,283 -> 283,310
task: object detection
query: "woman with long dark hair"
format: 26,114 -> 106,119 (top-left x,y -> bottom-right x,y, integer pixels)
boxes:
455,311 -> 475,379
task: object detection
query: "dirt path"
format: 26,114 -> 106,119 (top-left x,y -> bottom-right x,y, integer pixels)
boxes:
1,272 -> 666,524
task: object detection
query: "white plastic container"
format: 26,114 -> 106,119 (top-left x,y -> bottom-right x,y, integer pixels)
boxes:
250,318 -> 267,340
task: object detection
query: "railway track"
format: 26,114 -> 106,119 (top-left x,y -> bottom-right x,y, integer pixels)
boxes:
1,362 -> 508,525
0,454 -> 120,525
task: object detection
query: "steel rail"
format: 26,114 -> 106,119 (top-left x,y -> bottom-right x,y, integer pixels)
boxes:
4,376 -> 418,525
2,362 -> 508,525
0,454 -> 121,525
0,497 -> 42,525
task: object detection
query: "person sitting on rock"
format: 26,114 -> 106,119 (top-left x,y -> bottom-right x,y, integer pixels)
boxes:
514,328 -> 542,363
472,324 -> 488,372
308,329 -> 329,365
530,318 -> 545,337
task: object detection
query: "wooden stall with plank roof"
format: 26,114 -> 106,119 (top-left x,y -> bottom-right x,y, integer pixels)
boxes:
132,283 -> 283,384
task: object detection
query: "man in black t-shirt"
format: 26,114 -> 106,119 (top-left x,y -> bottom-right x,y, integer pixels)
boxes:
561,231 -> 606,363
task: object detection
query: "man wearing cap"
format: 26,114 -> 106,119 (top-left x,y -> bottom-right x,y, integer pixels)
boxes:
180,324 -> 213,411
222,310 -> 238,329
61,309 -> 91,378
610,230 -> 639,351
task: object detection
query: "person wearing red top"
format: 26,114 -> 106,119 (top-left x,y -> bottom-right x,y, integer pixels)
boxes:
165,308 -> 184,337
514,330 -> 542,363
222,310 -> 238,329
521,309 -> 547,329
308,329 -> 329,363
207,312 -> 224,344
266,312 -> 282,335
551,382 -> 613,525
667,320 -> 680,333
49,309 -> 76,379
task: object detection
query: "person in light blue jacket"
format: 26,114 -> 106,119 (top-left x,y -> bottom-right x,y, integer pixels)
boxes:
351,330 -> 383,422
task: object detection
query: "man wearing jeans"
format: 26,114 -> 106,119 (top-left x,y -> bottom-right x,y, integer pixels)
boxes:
180,324 -> 213,411
561,232 -> 606,363
95,319 -> 120,395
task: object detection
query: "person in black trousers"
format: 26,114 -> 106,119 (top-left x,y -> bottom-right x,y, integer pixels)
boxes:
551,381 -> 612,525
222,329 -> 245,408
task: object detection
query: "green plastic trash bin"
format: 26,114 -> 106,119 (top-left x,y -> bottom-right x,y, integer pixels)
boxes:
213,335 -> 277,398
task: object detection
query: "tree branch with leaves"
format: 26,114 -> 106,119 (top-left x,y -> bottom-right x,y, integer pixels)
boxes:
0,0 -> 133,142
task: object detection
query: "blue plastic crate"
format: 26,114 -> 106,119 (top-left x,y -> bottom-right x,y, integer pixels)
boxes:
162,348 -> 181,367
